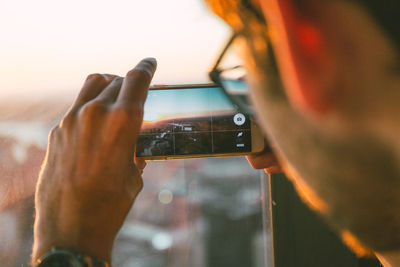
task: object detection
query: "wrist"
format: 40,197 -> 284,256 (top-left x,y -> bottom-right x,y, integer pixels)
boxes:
33,217 -> 114,264
33,241 -> 113,266
34,247 -> 110,267
33,240 -> 113,265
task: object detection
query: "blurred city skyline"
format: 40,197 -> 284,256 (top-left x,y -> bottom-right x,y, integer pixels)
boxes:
0,0 -> 230,99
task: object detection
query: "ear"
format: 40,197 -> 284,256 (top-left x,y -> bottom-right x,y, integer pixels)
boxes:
258,0 -> 338,117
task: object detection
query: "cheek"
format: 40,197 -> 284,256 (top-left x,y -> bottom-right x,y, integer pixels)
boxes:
246,64 -> 286,140
249,77 -> 330,215
249,79 -> 272,135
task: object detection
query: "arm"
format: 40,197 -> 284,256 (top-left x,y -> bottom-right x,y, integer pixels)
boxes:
32,58 -> 157,264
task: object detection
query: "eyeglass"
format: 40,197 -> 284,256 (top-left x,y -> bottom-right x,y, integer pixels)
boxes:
208,0 -> 270,117
208,33 -> 254,116
208,34 -> 254,116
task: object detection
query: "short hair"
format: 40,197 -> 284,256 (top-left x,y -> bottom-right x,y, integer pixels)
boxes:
353,0 -> 399,50
207,0 -> 400,51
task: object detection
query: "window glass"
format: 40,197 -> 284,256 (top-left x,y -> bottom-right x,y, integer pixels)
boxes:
114,158 -> 272,267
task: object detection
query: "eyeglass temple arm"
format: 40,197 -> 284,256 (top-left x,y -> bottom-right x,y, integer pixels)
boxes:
209,33 -> 237,77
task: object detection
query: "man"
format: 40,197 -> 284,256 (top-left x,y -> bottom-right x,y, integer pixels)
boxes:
32,0 -> 400,266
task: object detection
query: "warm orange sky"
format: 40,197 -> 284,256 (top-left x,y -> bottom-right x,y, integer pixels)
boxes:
0,0 -> 229,99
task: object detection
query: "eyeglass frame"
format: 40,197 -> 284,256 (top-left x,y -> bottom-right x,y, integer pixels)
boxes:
208,0 -> 271,116
208,33 -> 255,115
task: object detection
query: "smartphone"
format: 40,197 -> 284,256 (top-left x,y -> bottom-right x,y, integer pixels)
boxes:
136,83 -> 265,160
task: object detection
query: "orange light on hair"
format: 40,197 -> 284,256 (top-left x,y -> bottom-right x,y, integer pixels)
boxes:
342,231 -> 374,257
204,0 -> 245,30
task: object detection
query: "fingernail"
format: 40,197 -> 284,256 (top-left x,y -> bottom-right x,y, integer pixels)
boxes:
144,57 -> 157,62
143,57 -> 157,68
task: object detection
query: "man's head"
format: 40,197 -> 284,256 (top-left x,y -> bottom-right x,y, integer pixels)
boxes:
207,0 -> 400,255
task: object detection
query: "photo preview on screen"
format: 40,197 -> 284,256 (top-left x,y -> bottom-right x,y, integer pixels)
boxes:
136,86 -> 252,158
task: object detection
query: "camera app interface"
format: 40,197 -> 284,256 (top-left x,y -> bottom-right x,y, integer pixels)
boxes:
136,87 -> 251,157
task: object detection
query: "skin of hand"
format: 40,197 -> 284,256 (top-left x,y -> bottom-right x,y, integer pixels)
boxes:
31,58 -> 157,264
246,145 -> 283,174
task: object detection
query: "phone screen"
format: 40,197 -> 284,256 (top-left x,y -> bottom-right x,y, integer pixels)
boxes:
136,86 -> 252,157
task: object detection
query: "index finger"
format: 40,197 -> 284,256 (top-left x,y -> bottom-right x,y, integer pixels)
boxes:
246,152 -> 279,169
117,58 -> 157,107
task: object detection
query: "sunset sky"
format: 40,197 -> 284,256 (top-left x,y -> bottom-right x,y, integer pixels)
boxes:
0,0 -> 230,99
143,87 -> 235,122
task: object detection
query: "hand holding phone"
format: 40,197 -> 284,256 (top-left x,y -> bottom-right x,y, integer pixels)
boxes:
33,59 -> 157,264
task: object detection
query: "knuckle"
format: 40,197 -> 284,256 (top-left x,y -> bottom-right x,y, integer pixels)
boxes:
126,67 -> 153,80
59,113 -> 75,130
79,102 -> 108,119
112,76 -> 124,83
86,73 -> 105,82
137,179 -> 144,192
134,174 -> 144,193
109,77 -> 124,87
48,125 -> 61,142
247,159 -> 263,169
